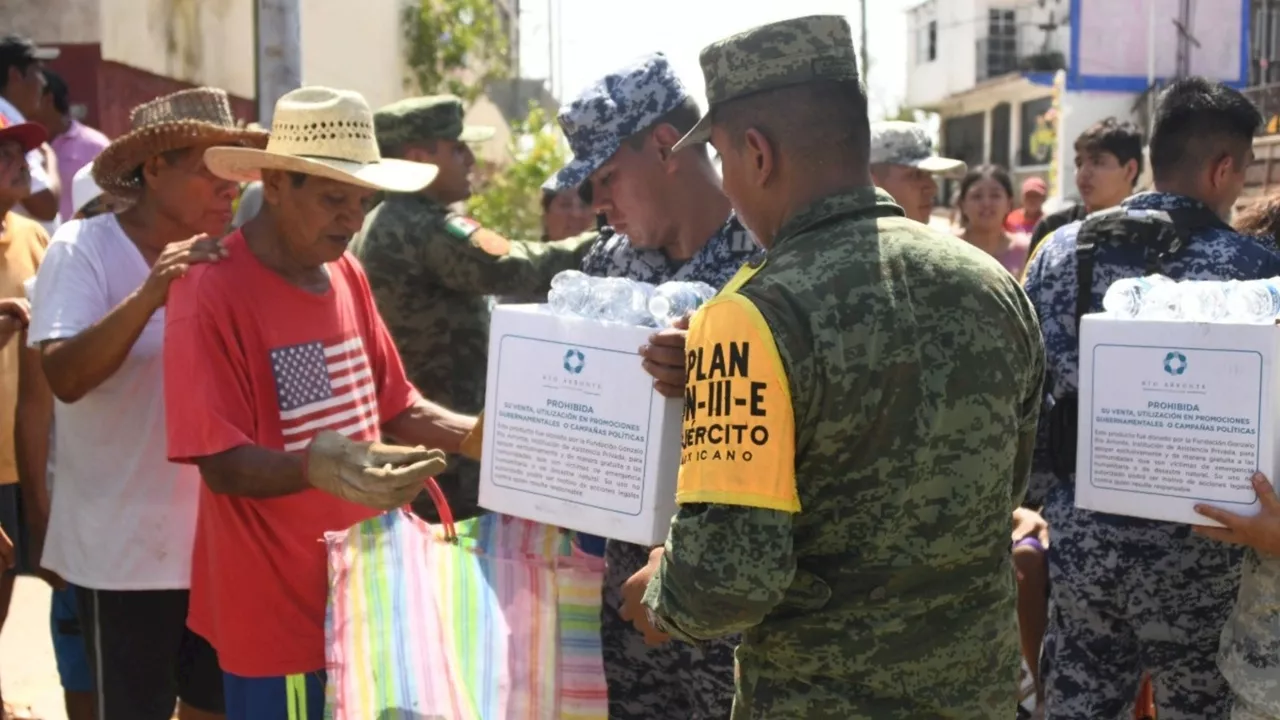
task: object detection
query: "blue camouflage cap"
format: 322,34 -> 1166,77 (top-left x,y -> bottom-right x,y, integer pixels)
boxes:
548,52 -> 690,192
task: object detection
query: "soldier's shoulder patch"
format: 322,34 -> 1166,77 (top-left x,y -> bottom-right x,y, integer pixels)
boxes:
444,215 -> 483,239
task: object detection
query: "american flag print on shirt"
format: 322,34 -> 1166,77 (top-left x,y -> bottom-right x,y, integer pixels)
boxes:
270,337 -> 379,452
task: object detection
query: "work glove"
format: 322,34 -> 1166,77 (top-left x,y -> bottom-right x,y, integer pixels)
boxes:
305,430 -> 448,510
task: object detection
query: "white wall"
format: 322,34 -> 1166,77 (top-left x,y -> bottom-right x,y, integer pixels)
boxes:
0,0 -> 100,44
301,0 -> 407,111
100,0 -> 256,98
906,0 -> 1072,109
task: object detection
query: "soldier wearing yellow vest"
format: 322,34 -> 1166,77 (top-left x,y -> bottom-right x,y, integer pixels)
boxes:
617,15 -> 1047,719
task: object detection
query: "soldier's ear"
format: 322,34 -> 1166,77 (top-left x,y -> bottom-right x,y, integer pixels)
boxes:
743,127 -> 775,188
651,124 -> 683,167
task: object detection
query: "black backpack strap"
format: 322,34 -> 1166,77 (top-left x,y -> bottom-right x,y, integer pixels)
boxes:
1072,207 -> 1125,331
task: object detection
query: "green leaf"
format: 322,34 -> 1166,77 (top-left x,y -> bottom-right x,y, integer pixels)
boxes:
465,102 -> 571,242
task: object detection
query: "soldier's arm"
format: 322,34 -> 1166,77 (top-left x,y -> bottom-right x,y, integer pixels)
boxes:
643,294 -> 803,640
645,505 -> 794,642
1012,309 -> 1047,508
423,217 -> 598,296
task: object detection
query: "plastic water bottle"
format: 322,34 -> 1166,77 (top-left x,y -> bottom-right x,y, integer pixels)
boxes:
1177,280 -> 1235,322
649,281 -> 716,326
589,278 -> 657,326
1226,278 -> 1280,323
1102,275 -> 1172,318
548,270 -> 592,316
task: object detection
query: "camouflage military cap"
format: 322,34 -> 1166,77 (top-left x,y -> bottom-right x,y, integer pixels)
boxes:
547,52 -> 691,192
673,14 -> 860,152
374,95 -> 496,148
869,121 -> 966,177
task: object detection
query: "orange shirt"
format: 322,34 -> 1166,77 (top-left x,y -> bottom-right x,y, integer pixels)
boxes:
0,212 -> 48,484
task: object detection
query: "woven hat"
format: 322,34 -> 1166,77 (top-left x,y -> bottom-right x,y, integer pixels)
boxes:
93,87 -> 269,200
204,87 -> 437,193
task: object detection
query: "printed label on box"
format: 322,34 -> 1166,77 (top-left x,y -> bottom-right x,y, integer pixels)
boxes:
1087,343 -> 1262,505
488,333 -> 655,516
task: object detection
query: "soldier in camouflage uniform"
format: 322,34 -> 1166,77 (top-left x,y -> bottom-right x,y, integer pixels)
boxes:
544,52 -> 759,719
868,121 -> 966,224
1023,77 -> 1280,719
351,95 -> 598,521
624,15 -> 1046,719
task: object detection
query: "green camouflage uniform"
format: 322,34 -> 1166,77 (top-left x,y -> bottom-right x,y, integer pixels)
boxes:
643,16 -> 1046,719
351,95 -> 598,521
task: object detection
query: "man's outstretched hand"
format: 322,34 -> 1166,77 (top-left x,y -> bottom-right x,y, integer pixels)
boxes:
305,430 -> 448,510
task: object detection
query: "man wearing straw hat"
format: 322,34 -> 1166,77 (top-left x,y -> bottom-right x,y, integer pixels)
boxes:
621,15 -> 1044,718
28,86 -> 269,720
165,86 -> 475,720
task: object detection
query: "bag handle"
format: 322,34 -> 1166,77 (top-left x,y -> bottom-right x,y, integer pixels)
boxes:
408,476 -> 457,542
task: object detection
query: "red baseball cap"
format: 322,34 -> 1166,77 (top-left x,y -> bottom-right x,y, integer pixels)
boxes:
1022,177 -> 1047,197
0,114 -> 47,153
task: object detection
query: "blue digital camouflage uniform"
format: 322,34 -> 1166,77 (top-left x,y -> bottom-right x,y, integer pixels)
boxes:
549,51 -> 757,720
1023,191 -> 1280,720
644,15 -> 1046,720
584,216 -> 759,720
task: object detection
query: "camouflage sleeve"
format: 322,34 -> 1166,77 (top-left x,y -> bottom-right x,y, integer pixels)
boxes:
1021,230 -> 1057,507
421,218 -> 598,296
642,503 -> 795,642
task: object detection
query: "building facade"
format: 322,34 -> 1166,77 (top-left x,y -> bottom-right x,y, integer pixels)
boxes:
906,0 -> 1250,205
0,0 -> 552,164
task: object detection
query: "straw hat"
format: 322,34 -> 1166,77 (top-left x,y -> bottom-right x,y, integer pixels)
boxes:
204,87 -> 437,193
93,87 -> 269,200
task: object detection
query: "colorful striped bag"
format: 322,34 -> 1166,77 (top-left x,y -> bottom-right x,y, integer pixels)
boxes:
324,483 -> 607,720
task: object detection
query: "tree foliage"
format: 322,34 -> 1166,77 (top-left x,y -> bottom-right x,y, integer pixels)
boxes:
467,103 -> 569,241
402,0 -> 511,103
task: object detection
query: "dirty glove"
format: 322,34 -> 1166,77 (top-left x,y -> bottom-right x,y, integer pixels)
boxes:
304,430 -> 448,510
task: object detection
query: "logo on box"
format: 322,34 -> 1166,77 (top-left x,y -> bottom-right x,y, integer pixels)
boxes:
1163,350 -> 1188,376
563,348 -> 586,374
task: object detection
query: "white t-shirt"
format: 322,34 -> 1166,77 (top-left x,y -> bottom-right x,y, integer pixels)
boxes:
29,214 -> 200,590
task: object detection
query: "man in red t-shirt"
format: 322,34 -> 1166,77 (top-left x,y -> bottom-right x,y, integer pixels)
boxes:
164,87 -> 471,720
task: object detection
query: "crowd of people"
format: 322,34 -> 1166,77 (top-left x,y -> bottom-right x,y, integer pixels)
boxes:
0,12 -> 1274,720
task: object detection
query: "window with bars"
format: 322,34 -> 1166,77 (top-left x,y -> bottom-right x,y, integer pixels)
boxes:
986,9 -> 1018,78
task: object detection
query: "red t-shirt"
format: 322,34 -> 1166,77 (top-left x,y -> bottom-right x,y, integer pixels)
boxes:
164,231 -> 420,677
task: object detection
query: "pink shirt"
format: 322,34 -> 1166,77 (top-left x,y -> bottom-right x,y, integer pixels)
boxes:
51,120 -> 109,220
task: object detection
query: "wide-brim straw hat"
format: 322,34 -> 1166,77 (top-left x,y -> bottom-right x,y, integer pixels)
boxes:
93,87 -> 269,200
204,87 -> 438,194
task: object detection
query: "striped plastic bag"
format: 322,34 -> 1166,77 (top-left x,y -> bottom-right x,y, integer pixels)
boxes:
324,482 -> 607,720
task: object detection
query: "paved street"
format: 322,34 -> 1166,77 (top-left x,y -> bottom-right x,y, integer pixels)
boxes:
1,577 -> 66,720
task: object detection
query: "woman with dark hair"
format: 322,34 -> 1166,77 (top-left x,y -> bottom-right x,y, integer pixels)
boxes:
541,186 -> 593,242
954,164 -> 1031,276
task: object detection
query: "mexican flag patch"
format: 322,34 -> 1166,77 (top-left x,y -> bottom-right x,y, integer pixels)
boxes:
444,215 -> 482,239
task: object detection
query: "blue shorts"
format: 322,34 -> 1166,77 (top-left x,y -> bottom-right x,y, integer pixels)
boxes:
50,584 -> 93,693
224,671 -> 326,720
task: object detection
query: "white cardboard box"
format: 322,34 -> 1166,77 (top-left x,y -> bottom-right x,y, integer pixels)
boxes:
478,304 -> 683,545
1076,315 -> 1274,524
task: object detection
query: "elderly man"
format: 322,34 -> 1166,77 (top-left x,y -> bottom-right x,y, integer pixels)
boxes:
536,51 -> 762,720
352,94 -> 597,523
622,15 -> 1045,719
29,87 -> 267,720
167,86 -> 473,720
868,120 -> 965,224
